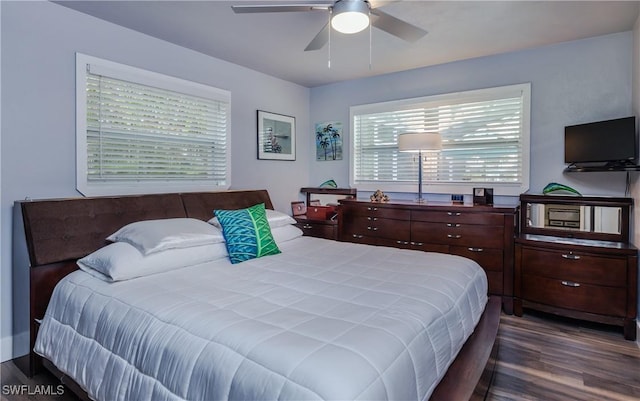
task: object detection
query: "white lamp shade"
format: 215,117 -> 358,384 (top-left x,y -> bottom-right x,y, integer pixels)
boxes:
398,132 -> 442,152
331,0 -> 370,34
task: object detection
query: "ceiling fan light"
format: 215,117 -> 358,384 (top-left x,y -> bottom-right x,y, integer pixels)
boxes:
331,0 -> 370,34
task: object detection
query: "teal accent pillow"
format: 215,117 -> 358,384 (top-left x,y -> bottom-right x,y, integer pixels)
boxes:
214,203 -> 281,264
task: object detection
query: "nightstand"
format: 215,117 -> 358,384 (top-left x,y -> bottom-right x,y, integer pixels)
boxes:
294,187 -> 357,240
294,215 -> 338,240
514,193 -> 637,340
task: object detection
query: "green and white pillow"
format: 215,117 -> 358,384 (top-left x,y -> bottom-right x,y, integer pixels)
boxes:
214,203 -> 281,264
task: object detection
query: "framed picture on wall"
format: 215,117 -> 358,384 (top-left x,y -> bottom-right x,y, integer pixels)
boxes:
315,121 -> 343,161
257,110 -> 296,161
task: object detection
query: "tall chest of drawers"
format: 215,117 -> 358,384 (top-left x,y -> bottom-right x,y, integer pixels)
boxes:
338,199 -> 517,313
515,194 -> 638,340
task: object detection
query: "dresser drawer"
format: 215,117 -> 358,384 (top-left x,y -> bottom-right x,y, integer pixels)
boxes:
450,246 -> 503,271
341,204 -> 410,220
345,216 -> 410,240
412,210 -> 504,225
342,233 -> 377,245
486,271 -> 504,295
412,222 -> 504,248
521,247 -> 627,287
522,274 -> 627,317
411,242 -> 449,253
378,237 -> 412,249
296,222 -> 336,240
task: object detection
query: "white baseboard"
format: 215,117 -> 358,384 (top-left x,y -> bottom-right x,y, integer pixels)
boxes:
1,335 -> 13,362
0,331 -> 29,362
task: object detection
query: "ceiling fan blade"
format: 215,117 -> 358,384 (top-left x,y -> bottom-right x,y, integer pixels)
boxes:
371,9 -> 427,42
368,0 -> 399,9
304,23 -> 329,51
231,4 -> 330,13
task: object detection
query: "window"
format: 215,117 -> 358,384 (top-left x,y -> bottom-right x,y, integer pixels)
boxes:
350,83 -> 530,196
76,53 -> 231,196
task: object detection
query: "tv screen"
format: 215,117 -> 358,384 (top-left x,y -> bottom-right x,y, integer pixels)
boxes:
564,116 -> 636,165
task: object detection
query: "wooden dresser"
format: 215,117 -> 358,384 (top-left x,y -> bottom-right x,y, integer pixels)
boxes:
514,194 -> 637,340
338,199 -> 517,313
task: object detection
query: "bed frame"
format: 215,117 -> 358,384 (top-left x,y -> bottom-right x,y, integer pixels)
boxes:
12,189 -> 500,401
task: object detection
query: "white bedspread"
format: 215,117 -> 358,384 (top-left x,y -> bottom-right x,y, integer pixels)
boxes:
35,237 -> 488,401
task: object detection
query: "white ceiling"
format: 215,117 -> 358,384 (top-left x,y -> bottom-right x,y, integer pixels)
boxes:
55,0 -> 640,88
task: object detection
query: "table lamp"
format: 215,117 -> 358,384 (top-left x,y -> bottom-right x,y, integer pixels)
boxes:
398,132 -> 442,202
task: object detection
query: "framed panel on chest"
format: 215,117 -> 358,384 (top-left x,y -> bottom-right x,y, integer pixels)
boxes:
338,199 -> 517,314
514,193 -> 638,340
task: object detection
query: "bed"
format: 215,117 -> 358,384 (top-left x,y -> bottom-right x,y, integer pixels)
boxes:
13,190 -> 500,401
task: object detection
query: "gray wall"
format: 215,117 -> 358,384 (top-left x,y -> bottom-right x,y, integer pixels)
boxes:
310,32 -> 634,202
0,1 -> 311,361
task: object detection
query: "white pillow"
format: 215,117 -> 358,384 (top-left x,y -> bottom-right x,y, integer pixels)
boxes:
208,208 -> 296,229
78,241 -> 229,282
271,224 -> 303,244
107,218 -> 224,255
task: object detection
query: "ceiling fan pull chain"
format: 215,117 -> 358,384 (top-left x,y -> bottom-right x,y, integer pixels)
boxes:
328,8 -> 332,68
369,11 -> 372,70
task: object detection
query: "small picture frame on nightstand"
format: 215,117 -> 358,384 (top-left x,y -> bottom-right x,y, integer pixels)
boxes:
291,201 -> 306,216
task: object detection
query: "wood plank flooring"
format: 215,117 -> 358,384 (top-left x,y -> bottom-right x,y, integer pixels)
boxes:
488,311 -> 640,401
1,311 -> 639,401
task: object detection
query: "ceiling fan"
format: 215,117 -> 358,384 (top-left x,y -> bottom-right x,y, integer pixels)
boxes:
231,0 -> 427,52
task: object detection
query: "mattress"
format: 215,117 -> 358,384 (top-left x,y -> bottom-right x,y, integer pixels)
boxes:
35,236 -> 488,401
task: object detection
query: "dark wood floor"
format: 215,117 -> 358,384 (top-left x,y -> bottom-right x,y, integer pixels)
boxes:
1,311 -> 639,401
488,311 -> 640,401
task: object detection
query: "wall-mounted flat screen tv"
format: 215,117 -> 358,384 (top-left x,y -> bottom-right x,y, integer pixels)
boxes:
564,116 -> 636,166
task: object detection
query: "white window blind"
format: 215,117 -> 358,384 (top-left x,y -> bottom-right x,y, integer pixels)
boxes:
351,83 -> 530,195
76,53 -> 231,196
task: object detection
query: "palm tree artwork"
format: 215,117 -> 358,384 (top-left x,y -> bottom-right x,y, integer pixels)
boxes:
315,122 -> 343,161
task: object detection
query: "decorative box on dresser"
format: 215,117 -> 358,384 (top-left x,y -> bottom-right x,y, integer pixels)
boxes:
338,199 -> 518,314
514,193 -> 638,340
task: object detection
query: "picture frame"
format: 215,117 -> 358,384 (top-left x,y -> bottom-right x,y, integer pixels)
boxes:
291,201 -> 306,216
257,110 -> 296,161
473,187 -> 494,206
315,121 -> 343,161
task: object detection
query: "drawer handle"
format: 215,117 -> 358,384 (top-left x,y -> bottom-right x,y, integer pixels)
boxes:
561,253 -> 581,260
447,234 -> 462,239
303,224 -> 313,229
561,280 -> 581,287
447,223 -> 461,227
367,217 -> 378,221
410,241 -> 424,246
367,226 -> 378,231
468,247 -> 484,252
447,212 -> 462,216
367,207 -> 378,211
352,234 -> 364,239
396,240 -> 409,245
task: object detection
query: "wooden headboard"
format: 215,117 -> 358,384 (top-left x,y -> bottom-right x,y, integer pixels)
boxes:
20,194 -> 186,266
19,190 -> 273,267
13,189 -> 273,377
181,190 -> 274,222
